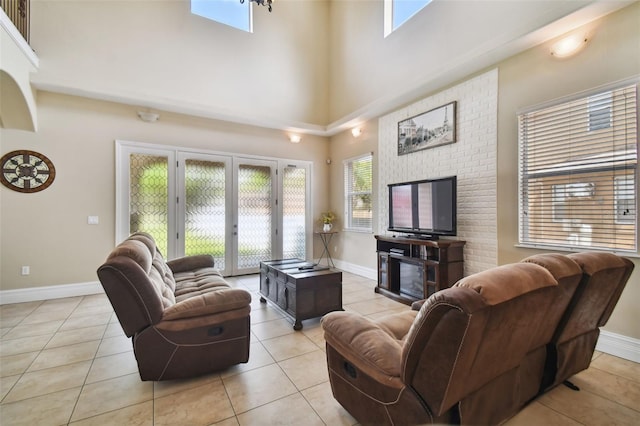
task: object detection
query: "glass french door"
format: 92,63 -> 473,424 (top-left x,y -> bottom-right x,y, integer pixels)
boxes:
234,159 -> 277,275
281,165 -> 308,259
117,142 -> 311,276
177,152 -> 232,273
122,147 -> 176,257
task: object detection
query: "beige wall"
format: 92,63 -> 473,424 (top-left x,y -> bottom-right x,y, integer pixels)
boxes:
497,3 -> 639,338
327,0 -> 593,124
29,0 -> 330,128
0,91 -> 330,291
326,121 -> 379,273
28,0 -> 609,131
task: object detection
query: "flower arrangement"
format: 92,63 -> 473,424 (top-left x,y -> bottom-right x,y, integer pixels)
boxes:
320,211 -> 336,224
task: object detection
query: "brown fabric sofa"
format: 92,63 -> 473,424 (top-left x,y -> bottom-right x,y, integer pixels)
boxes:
321,252 -> 633,425
523,252 -> 634,392
97,232 -> 252,381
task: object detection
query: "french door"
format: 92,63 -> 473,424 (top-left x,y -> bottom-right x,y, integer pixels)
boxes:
177,152 -> 233,272
233,159 -> 277,275
116,141 -> 311,276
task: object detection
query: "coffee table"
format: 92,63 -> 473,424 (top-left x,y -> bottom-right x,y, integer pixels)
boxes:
259,259 -> 343,330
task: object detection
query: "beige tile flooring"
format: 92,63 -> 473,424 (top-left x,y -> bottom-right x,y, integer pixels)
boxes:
1,271 -> 639,425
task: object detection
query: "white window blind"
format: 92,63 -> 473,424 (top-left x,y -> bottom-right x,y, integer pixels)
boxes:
518,83 -> 638,252
344,153 -> 373,231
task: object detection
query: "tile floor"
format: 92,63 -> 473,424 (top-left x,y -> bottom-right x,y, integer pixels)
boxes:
0,271 -> 639,425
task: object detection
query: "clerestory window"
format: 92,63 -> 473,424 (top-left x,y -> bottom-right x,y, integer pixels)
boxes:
191,0 -> 251,32
384,0 -> 433,37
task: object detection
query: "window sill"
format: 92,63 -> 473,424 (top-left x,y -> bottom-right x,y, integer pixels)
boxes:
343,228 -> 373,234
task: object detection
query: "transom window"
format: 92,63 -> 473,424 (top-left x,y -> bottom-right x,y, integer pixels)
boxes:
191,0 -> 251,32
518,82 -> 638,253
384,0 -> 433,37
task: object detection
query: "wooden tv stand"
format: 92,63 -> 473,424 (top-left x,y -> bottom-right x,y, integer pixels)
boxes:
375,235 -> 465,305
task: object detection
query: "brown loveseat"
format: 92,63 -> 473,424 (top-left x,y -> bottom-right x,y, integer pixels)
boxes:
523,252 -> 634,392
97,232 -> 252,381
321,252 -> 633,425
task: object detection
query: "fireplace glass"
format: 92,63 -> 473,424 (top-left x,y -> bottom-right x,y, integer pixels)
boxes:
399,260 -> 424,299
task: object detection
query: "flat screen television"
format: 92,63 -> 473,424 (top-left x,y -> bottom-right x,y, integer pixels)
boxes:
388,176 -> 457,239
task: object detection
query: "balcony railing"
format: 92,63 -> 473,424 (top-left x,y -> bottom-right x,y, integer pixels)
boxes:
1,0 -> 29,44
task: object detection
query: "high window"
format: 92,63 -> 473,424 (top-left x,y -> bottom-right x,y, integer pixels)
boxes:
518,82 -> 638,252
384,0 -> 433,37
344,153 -> 373,231
191,0 -> 251,32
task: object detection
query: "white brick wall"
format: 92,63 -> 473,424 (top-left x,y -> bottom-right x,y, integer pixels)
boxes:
377,69 -> 498,274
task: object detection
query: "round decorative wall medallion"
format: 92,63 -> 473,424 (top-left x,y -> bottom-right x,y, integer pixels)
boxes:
1,150 -> 56,193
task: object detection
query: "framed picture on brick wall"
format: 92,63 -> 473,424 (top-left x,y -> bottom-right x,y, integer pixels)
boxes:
397,101 -> 457,156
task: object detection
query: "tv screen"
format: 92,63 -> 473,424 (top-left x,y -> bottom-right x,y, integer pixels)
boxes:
390,184 -> 413,228
388,176 -> 457,238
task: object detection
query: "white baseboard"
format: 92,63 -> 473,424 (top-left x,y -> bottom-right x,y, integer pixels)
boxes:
0,281 -> 104,305
2,277 -> 638,364
315,258 -> 377,281
596,330 -> 640,363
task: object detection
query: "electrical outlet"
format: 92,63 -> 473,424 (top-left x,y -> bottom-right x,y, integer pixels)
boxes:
21,266 -> 30,276
88,216 -> 99,225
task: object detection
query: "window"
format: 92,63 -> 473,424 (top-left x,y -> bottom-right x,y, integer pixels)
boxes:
344,153 -> 373,231
518,82 -> 638,252
384,0 -> 433,37
191,0 -> 251,32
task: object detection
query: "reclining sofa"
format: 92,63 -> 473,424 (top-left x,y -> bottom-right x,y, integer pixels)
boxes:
321,252 -> 633,425
525,252 -> 635,392
97,232 -> 252,381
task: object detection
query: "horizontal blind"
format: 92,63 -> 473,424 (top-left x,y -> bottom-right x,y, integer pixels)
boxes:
344,153 -> 373,230
518,83 -> 637,252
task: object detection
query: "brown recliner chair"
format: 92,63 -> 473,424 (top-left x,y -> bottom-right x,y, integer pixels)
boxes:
524,252 -> 634,392
97,232 -> 252,381
322,258 -> 582,425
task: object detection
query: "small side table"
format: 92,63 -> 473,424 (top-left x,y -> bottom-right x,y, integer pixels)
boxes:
315,231 -> 338,268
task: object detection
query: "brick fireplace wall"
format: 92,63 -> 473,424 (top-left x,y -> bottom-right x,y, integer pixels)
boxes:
378,69 -> 498,275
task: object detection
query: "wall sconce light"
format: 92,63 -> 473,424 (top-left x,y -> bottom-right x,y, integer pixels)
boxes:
289,134 -> 301,143
550,33 -> 589,58
137,111 -> 160,123
351,127 -> 362,138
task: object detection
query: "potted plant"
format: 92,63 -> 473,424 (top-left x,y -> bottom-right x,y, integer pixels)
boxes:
321,211 -> 335,232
